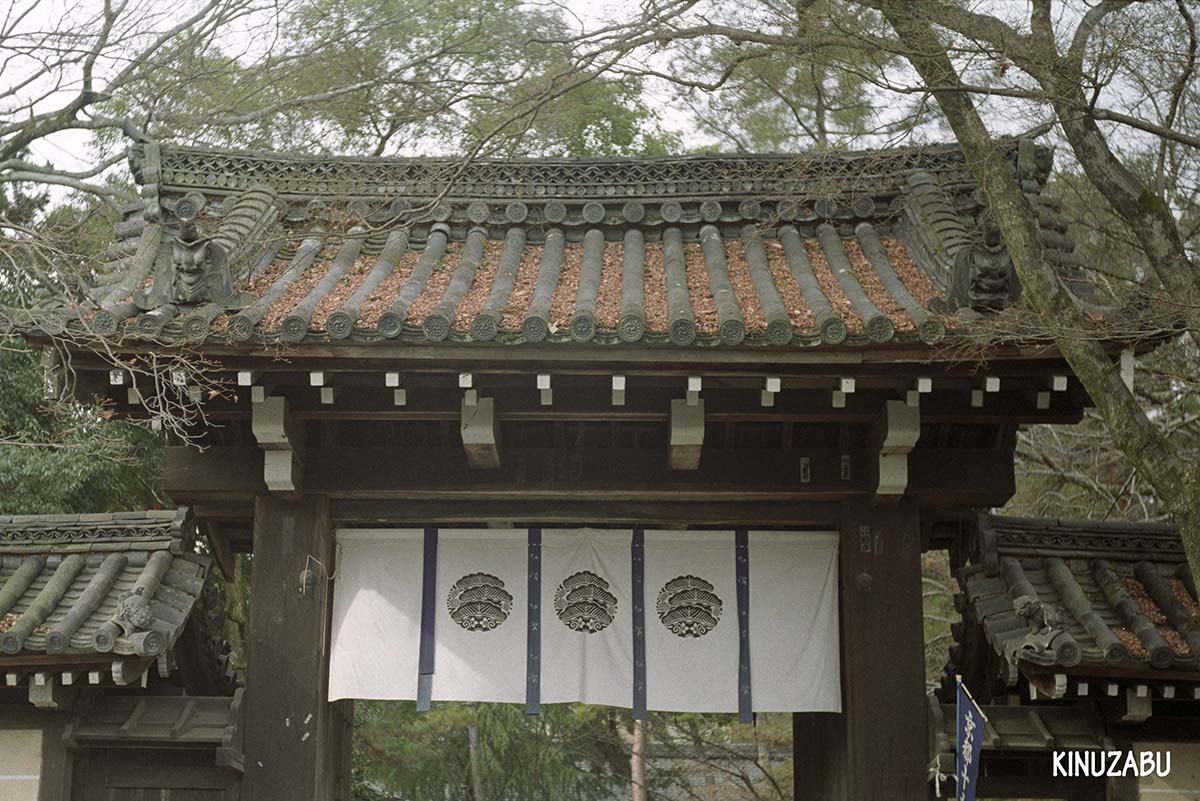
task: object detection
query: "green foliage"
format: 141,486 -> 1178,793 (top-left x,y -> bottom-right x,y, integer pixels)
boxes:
354,701 -> 627,801
0,346 -> 164,515
107,0 -> 676,159
353,701 -> 795,801
666,0 -> 906,151
0,164 -> 162,516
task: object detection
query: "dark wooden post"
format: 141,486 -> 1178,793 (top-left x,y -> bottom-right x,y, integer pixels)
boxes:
242,495 -> 352,801
794,500 -> 927,801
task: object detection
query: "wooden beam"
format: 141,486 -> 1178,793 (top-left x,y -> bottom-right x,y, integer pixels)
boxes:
167,445 -> 1015,508
243,495 -> 351,801
204,521 -> 237,581
51,334 -> 1117,372
794,501 -> 927,800
461,395 -> 500,469
330,498 -> 843,527
102,373 -> 1090,425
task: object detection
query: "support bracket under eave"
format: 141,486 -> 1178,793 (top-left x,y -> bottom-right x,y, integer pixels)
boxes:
669,398 -> 704,470
461,395 -> 501,469
251,395 -> 305,493
873,399 -> 920,498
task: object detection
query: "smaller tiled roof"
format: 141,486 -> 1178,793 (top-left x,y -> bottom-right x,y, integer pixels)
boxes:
928,693 -> 1104,756
64,689 -> 244,771
926,695 -> 1106,790
0,509 -> 210,663
954,515 -> 1199,686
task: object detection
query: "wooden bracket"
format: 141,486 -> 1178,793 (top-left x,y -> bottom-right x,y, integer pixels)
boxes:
1115,686 -> 1152,723
251,395 -> 305,493
461,396 -> 500,469
29,673 -> 73,709
669,398 -> 704,470
612,375 -> 626,406
874,400 -> 920,498
112,659 -> 152,687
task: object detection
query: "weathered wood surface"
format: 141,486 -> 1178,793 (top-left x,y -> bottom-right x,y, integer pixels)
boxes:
146,382 -> 1085,427
794,501 -> 927,801
329,498 -> 844,527
166,444 -> 1014,507
242,495 -> 351,801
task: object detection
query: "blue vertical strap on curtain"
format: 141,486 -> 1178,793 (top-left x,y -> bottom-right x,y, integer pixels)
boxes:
525,527 -> 542,715
735,528 -> 752,724
631,527 -> 647,720
416,526 -> 438,712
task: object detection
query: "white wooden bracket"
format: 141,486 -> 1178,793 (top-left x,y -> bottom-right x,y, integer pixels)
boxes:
762,376 -> 780,407
251,395 -> 305,493
874,399 -> 920,498
612,375 -> 626,406
669,398 -> 704,470
462,396 -> 500,469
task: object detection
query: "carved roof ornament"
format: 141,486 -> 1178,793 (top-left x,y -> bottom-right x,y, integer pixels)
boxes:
950,210 -> 1021,311
141,184 -> 281,311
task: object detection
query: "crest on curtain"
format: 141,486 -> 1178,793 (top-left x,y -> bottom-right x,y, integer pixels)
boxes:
329,528 -> 840,717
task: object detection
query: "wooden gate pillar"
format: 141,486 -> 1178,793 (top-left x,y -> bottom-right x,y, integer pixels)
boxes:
794,500 -> 927,801
242,495 -> 352,801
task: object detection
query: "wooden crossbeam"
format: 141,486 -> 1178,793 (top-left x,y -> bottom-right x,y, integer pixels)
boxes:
167,444 -> 1016,507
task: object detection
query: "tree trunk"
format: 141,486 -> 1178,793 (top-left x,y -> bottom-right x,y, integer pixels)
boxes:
631,718 -> 647,801
468,722 -> 485,801
881,1 -> 1200,589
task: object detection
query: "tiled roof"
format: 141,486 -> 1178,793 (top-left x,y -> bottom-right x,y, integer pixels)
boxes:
64,690 -> 244,771
3,138 -> 1088,351
0,509 -> 210,662
928,695 -> 1104,757
953,515 -> 1199,686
